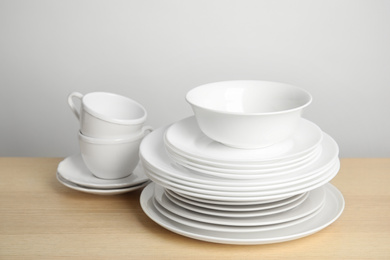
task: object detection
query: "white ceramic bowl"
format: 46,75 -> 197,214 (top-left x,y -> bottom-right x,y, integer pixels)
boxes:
186,80 -> 312,148
68,92 -> 148,138
79,126 -> 151,179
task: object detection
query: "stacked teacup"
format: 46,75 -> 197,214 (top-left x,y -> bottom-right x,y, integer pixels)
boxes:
57,92 -> 152,195
139,80 -> 344,245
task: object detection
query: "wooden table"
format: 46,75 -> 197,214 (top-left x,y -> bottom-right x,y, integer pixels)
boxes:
0,158 -> 389,259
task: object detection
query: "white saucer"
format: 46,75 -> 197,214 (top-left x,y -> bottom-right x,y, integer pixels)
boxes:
56,172 -> 150,195
140,182 -> 345,244
153,183 -> 326,226
57,154 -> 149,189
164,116 -> 323,163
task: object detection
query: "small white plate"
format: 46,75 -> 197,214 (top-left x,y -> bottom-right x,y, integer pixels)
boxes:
166,189 -> 307,211
56,172 -> 149,195
163,189 -> 309,218
153,183 -> 325,226
57,154 -> 149,189
165,117 -> 323,163
140,182 -> 345,245
152,196 -> 323,233
168,190 -> 292,206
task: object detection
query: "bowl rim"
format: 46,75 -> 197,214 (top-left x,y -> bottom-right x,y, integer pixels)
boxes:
185,80 -> 312,116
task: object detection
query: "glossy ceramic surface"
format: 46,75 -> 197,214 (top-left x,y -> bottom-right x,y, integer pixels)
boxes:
79,128 -> 150,179
156,185 -> 315,219
186,80 -> 312,148
140,126 -> 339,186
164,116 -> 322,164
144,160 -> 339,201
165,189 -> 307,211
68,91 -> 148,138
57,154 -> 149,189
57,172 -> 149,195
140,182 -> 345,244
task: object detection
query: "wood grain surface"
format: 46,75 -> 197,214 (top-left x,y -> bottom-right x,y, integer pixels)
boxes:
0,158 -> 389,259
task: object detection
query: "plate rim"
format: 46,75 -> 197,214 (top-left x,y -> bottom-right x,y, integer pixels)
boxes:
140,182 -> 345,245
57,154 -> 149,189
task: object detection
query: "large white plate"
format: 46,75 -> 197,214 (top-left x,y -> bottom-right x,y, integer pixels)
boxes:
140,182 -> 345,244
57,154 -> 149,189
153,183 -> 325,226
139,126 -> 339,186
164,116 -> 323,163
56,172 -> 149,195
143,160 -> 339,201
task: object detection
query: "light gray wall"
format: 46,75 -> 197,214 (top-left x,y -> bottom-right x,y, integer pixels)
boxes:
1,0 -> 389,158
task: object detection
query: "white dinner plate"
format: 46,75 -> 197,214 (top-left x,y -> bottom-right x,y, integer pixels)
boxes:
57,154 -> 149,189
139,126 -> 339,186
143,157 -> 337,192
164,116 -> 323,163
56,172 -> 149,195
163,136 -> 336,180
140,182 -> 345,244
142,156 -> 338,191
143,159 -> 339,201
166,145 -> 322,175
153,196 -> 323,233
153,183 -> 325,226
166,189 -> 307,211
164,148 -> 323,179
165,139 -> 320,170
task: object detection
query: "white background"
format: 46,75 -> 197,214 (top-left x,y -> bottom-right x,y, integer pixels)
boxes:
1,0 -> 389,157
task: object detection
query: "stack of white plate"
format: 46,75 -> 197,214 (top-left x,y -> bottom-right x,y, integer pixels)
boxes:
163,117 -> 324,179
139,117 -> 344,245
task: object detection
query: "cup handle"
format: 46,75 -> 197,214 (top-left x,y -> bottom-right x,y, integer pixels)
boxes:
67,92 -> 84,121
141,125 -> 154,136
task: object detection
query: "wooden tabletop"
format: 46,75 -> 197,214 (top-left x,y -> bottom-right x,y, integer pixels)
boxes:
0,157 -> 389,259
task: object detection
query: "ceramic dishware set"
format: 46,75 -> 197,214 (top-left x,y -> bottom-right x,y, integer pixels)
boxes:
56,92 -> 152,195
139,80 -> 345,244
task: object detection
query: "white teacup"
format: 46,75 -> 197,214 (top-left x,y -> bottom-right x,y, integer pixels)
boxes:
68,92 -> 149,138
78,126 -> 152,179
